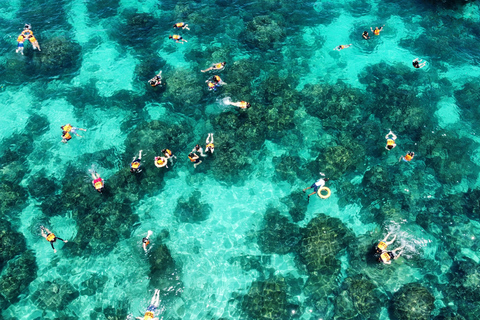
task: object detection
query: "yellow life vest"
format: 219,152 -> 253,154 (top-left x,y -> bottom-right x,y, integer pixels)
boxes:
175,22 -> 184,28
131,162 -> 140,169
215,63 -> 223,69
165,149 -> 172,156
173,35 -> 180,40
17,35 -> 25,42
214,75 -> 221,82
377,241 -> 387,251
374,29 -> 380,35
63,124 -> 72,132
405,154 -> 413,161
63,132 -> 72,140
387,139 -> 394,146
188,155 -> 195,162
144,311 -> 154,320
94,181 -> 103,190
208,82 -> 215,88
156,158 -> 165,165
206,143 -> 214,149
46,233 -> 55,242
240,101 -> 248,108
29,36 -> 36,43
380,252 -> 391,263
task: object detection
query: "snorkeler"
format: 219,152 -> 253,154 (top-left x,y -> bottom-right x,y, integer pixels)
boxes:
205,133 -> 214,154
173,22 -> 190,30
16,35 -> 25,55
162,148 -> 177,164
131,150 -> 143,173
148,71 -> 163,87
333,44 -> 352,51
91,171 -> 104,193
142,230 -> 153,253
385,130 -> 397,150
61,131 -> 72,143
399,151 -> 414,162
201,62 -> 226,73
136,289 -> 161,320
206,75 -> 226,91
169,35 -> 187,44
188,152 -> 202,168
224,99 -> 251,109
371,25 -> 384,36
378,246 -> 404,264
61,124 -> 87,137
412,58 -> 426,69
375,232 -> 396,254
362,31 -> 370,40
28,34 -> 41,51
154,156 -> 168,168
303,176 -> 330,203
192,144 -> 207,157
41,226 -> 68,253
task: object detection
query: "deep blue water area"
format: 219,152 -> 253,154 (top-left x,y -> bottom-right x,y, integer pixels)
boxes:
1,0 -> 480,319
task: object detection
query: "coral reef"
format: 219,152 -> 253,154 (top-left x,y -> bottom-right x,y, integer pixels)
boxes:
243,15 -> 286,50
174,191 -> 211,223
391,283 -> 435,320
281,191 -> 308,222
240,277 -> 290,320
272,155 -> 309,184
0,219 -> 26,270
80,273 -> 109,296
33,278 -> 79,310
27,172 -> 58,201
0,250 -> 37,302
30,37 -> 82,77
257,209 -> 300,255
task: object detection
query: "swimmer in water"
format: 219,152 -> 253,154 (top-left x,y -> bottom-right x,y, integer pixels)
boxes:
192,144 -> 206,157
142,230 -> 153,253
205,133 -> 214,154
362,31 -> 370,40
40,226 -> 68,253
412,58 -> 426,69
173,22 -> 190,30
303,177 -> 330,203
371,25 -> 384,36
378,246 -> 404,264
385,130 -> 397,150
375,231 -> 396,254
148,71 -> 163,87
223,98 -> 251,109
169,35 -> 187,44
136,289 -> 161,320
201,62 -> 226,73
333,44 -> 352,51
399,151 -> 414,162
16,35 -> 25,55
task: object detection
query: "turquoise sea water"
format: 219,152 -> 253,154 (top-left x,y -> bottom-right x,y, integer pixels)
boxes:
2,0 -> 480,319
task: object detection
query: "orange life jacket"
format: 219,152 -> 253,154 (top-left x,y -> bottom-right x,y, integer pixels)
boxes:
144,311 -> 154,320
239,101 -> 248,108
165,149 -> 172,156
214,75 -> 221,82
374,29 -> 380,35
206,143 -> 214,149
63,132 -> 72,140
46,233 -> 56,242
377,241 -> 387,251
404,154 -> 413,161
131,162 -> 140,169
380,252 -> 391,263
94,180 -> 103,190
188,155 -> 195,162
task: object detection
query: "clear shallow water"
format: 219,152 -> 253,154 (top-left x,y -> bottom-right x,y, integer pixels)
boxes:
1,0 -> 480,319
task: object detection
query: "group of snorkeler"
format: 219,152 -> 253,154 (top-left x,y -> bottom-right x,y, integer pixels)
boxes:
16,24 -> 41,55
129,149 -> 177,174
374,232 -> 405,264
335,25 -> 427,68
384,130 -> 415,162
60,123 -> 87,143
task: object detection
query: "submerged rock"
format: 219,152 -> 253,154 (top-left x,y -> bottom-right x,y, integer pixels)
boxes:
241,277 -> 290,320
0,219 -> 26,270
257,209 -> 300,255
0,250 -> 37,302
174,190 -> 211,223
33,279 -> 79,310
281,191 -> 308,222
391,283 -> 435,320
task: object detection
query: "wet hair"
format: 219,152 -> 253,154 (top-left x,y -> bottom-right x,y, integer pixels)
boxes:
324,178 -> 330,182
189,152 -> 195,157
169,35 -> 173,39
62,131 -> 67,135
246,103 -> 251,108
387,145 -> 394,150
162,149 -> 167,153
363,31 -> 367,34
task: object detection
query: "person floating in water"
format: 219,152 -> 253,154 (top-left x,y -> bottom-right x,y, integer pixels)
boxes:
375,231 -> 396,254
27,34 -> 41,51
188,152 -> 202,168
142,230 -> 153,253
61,131 -> 72,143
205,133 -> 214,154
173,22 -> 190,30
303,176 -> 330,203
136,289 -> 161,320
148,71 -> 163,87
20,24 -> 33,38
206,75 -> 226,91
91,171 -> 104,193
371,25 -> 384,36
201,62 -> 226,73
224,98 -> 251,109
61,124 -> 87,137
378,246 -> 404,264
16,34 -> 25,55
385,130 -> 397,150
162,148 -> 177,164
399,151 -> 414,162
362,31 -> 370,40
169,35 -> 187,44
333,44 -> 352,51
41,226 -> 68,253
192,144 -> 207,157
131,150 -> 143,173
412,58 -> 426,69
154,156 -> 168,168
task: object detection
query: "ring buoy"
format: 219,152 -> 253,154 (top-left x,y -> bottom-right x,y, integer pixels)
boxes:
317,187 -> 331,199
